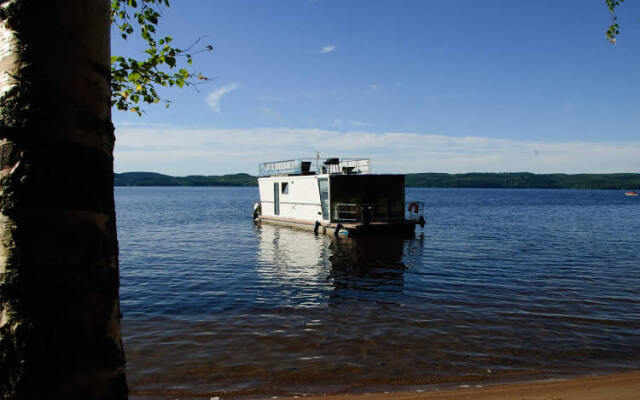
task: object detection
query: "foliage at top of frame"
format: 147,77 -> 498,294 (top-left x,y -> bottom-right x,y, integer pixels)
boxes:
110,0 -> 212,115
605,0 -> 625,44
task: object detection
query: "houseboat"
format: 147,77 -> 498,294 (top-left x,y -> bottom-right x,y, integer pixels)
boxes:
253,157 -> 425,236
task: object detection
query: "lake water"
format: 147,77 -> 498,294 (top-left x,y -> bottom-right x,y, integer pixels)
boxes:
116,187 -> 640,399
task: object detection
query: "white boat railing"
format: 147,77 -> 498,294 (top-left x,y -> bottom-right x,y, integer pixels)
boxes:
259,159 -> 309,176
321,158 -> 370,175
333,201 -> 404,224
259,157 -> 370,176
333,203 -> 359,222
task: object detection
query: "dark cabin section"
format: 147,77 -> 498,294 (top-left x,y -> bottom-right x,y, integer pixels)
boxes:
329,175 -> 405,223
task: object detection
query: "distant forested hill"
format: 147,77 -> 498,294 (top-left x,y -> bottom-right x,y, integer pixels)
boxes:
114,171 -> 640,189
114,172 -> 257,186
405,172 -> 640,189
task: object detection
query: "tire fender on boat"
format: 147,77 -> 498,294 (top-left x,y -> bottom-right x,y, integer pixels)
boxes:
334,223 -> 343,237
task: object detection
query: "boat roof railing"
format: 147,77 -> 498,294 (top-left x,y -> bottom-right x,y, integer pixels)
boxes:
259,157 -> 371,177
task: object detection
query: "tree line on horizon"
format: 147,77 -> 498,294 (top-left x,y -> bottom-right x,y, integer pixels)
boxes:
114,171 -> 640,189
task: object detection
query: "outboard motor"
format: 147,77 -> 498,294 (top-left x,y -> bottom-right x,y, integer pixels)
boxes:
252,202 -> 261,220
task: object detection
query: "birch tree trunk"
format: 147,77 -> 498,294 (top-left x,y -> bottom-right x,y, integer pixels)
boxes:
0,1 -> 127,398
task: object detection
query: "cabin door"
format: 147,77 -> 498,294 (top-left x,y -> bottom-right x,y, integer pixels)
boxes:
273,182 -> 280,215
318,178 -> 329,220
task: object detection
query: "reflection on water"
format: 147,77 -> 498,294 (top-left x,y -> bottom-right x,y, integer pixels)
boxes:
117,187 -> 640,399
257,224 -> 409,307
256,223 -> 331,286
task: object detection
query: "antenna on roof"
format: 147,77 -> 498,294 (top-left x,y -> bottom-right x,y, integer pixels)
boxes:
315,151 -> 320,173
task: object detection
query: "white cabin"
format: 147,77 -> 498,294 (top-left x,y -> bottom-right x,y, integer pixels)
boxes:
259,174 -> 328,222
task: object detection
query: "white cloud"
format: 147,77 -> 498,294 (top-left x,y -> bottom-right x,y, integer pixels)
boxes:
369,83 -> 381,90
114,125 -> 640,176
259,107 -> 282,121
332,119 -> 370,129
425,93 -> 466,102
258,89 -> 334,102
206,82 -> 240,113
320,44 -> 336,54
347,120 -> 370,128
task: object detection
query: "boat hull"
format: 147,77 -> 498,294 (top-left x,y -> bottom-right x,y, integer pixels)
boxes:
257,215 -> 415,237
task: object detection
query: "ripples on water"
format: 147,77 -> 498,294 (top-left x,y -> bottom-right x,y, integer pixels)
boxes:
116,187 -> 640,399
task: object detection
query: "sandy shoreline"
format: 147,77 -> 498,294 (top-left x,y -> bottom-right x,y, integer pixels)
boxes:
276,371 -> 640,400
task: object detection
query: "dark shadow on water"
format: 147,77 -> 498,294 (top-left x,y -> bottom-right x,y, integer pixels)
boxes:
328,235 -> 408,305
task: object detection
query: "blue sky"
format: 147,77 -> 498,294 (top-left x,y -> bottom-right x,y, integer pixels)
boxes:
112,0 -> 640,175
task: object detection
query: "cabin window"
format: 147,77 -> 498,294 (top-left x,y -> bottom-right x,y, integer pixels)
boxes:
281,182 -> 289,194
